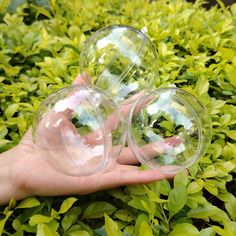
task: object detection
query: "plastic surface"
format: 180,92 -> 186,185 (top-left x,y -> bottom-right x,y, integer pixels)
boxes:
80,25 -> 158,102
33,25 -> 212,175
127,88 -> 212,173
32,85 -> 125,176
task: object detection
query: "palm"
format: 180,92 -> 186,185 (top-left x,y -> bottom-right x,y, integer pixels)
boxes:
12,129 -> 173,199
9,74 -> 176,200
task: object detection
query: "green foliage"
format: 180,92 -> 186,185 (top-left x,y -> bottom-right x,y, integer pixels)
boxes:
0,0 -> 236,235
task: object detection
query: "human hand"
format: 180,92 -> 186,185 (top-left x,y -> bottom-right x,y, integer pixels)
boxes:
0,75 -> 177,205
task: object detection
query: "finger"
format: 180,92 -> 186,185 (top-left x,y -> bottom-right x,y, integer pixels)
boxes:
82,91 -> 155,148
84,92 -> 145,143
95,165 -> 176,192
137,136 -> 182,158
116,146 -> 140,165
73,80 -> 148,142
117,136 -> 182,165
102,91 -> 154,135
73,72 -> 92,85
103,92 -> 146,133
120,91 -> 152,116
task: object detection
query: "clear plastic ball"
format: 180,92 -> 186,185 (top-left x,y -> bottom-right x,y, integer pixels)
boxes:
127,88 -> 212,173
80,25 -> 158,102
32,85 -> 125,176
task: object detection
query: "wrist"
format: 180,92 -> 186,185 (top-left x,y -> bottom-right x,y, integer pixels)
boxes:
0,147 -> 29,205
0,149 -> 15,205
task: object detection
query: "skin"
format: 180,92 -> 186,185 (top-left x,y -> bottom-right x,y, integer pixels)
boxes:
0,75 -> 177,206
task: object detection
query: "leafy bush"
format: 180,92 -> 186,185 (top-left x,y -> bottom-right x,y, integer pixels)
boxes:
0,0 -> 236,235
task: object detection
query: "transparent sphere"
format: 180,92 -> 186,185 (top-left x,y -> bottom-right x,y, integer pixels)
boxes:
127,88 -> 212,173
80,25 -> 158,103
32,85 -> 125,176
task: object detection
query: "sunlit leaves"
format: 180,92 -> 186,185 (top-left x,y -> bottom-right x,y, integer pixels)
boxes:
61,207 -> 81,232
36,223 -> 59,236
167,185 -> 188,218
58,197 -> 77,215
15,197 -> 41,209
83,202 -> 117,219
139,221 -> 154,236
169,223 -> 199,236
0,0 -> 236,235
225,194 -> 236,221
104,214 -> 122,236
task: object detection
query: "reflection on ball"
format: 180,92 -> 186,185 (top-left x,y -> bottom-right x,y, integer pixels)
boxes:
32,85 -> 125,176
127,88 -> 212,173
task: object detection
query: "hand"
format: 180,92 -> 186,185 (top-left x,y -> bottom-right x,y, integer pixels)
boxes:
0,75 -> 177,205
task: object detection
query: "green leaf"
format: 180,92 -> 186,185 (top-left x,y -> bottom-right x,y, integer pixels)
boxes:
195,77 -> 209,95
8,198 -> 17,209
29,215 -> 53,226
174,171 -> 188,187
186,197 -> 198,209
62,207 -> 81,232
128,198 -> 148,212
0,139 -> 12,147
4,104 -> 19,119
188,164 -> 199,177
219,47 -> 235,61
212,226 -> 225,235
199,227 -> 216,236
83,202 -> 116,219
16,197 -> 41,209
12,219 -> 21,231
187,180 -> 204,194
213,222 -> 236,236
67,230 -> 90,236
222,142 -> 236,158
47,219 -> 59,233
225,195 -> 236,221
159,179 -> 171,195
201,165 -> 217,178
0,126 -> 8,139
104,214 -> 122,236
1,0 -> 236,234
36,223 -> 59,236
167,185 -> 188,218
108,189 -> 131,203
124,225 -> 135,235
127,185 -> 147,195
139,221 -> 153,236
231,3 -> 236,15
169,223 -> 199,236
58,197 -> 77,214
222,130 -> 236,141
0,210 -> 13,235
187,204 -> 220,219
210,209 -> 231,225
114,209 -> 135,222
224,221 -> 236,235
135,214 -> 149,236
204,180 -> 219,196
30,4 -> 51,19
